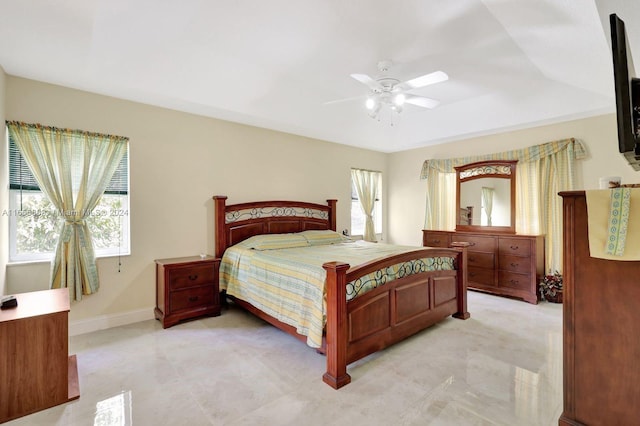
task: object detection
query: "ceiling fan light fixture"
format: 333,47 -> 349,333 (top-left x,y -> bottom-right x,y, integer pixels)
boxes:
365,97 -> 377,110
367,99 -> 381,118
342,61 -> 447,125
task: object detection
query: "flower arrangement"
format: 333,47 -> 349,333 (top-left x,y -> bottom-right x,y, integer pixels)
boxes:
540,271 -> 563,302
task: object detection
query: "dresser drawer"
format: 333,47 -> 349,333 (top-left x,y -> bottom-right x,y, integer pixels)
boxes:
467,252 -> 495,269
170,285 -> 215,312
168,264 -> 216,290
453,234 -> 495,252
423,231 -> 451,248
468,267 -> 494,286
499,254 -> 530,274
498,271 -> 530,291
498,238 -> 531,257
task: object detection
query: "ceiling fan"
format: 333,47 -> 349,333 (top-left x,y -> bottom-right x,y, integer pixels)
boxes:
333,60 -> 448,120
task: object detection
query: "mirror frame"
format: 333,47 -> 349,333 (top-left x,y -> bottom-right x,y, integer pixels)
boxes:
454,160 -> 517,234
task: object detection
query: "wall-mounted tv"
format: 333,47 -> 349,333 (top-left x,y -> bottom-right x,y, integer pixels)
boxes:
610,13 -> 640,171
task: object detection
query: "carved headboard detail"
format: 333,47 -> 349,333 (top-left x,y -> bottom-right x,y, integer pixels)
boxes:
213,196 -> 337,258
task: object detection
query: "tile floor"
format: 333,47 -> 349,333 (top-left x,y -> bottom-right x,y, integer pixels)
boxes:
6,291 -> 563,425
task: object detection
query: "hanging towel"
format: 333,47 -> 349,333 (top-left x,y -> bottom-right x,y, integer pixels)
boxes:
605,188 -> 631,255
586,188 -> 640,260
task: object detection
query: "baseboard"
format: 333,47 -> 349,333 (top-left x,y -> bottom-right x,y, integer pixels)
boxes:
69,307 -> 155,336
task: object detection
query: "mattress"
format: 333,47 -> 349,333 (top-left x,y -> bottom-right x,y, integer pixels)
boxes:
220,231 -> 454,347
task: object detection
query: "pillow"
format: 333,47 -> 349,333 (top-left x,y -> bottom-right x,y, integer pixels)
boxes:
300,230 -> 349,246
239,233 -> 310,251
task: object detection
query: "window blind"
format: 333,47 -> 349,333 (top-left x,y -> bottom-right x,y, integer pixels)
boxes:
8,135 -> 129,194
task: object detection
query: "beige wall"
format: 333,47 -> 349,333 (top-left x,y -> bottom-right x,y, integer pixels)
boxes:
6,73 -> 640,329
387,113 -> 640,246
4,76 -> 387,326
0,66 -> 6,296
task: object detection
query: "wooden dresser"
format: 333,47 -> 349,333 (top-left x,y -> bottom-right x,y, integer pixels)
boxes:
559,191 -> 640,425
0,288 -> 79,423
423,230 -> 544,304
155,256 -> 221,328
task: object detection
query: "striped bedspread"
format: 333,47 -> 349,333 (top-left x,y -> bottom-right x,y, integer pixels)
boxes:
220,238 -> 454,348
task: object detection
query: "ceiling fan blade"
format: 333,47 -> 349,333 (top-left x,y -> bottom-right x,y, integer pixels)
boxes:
350,73 -> 381,89
398,71 -> 448,90
404,95 -> 440,109
323,94 -> 366,105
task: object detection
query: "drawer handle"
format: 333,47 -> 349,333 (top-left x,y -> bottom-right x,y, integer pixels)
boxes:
432,239 -> 441,244
189,296 -> 199,302
509,279 -> 519,285
188,274 -> 198,281
468,242 -> 476,246
469,256 -> 475,262
510,245 -> 519,250
469,272 -> 476,277
510,262 -> 518,267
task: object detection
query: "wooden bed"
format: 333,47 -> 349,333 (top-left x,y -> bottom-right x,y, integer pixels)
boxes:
214,196 -> 470,389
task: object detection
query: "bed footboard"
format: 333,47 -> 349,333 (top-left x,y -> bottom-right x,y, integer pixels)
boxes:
322,247 -> 469,389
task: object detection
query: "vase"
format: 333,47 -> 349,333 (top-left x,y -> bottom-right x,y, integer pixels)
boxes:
545,291 -> 563,303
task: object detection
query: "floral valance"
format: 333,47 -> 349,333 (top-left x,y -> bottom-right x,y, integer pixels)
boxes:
420,138 -> 587,179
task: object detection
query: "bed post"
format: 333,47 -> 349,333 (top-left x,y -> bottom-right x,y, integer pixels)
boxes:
213,196 -> 228,258
322,261 -> 351,389
451,243 -> 471,320
326,199 -> 337,231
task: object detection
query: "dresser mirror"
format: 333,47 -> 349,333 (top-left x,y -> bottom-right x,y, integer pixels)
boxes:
454,160 -> 517,234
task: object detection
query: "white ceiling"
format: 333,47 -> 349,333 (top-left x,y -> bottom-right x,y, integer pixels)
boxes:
0,0 -> 638,153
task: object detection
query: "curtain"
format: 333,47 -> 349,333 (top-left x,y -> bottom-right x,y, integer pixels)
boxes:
6,121 -> 128,301
420,138 -> 586,273
481,187 -> 494,226
423,167 -> 456,230
351,168 -> 380,242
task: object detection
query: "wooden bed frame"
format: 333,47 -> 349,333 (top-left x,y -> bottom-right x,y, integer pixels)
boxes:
214,196 -> 470,389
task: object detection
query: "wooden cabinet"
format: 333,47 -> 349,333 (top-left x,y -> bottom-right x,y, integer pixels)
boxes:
155,256 -> 221,328
423,230 -> 544,304
559,191 -> 640,425
0,288 -> 79,423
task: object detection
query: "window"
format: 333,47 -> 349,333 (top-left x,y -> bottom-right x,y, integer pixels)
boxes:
7,133 -> 130,262
350,170 -> 382,237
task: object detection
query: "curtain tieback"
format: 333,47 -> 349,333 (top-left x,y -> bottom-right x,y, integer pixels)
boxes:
61,219 -> 86,242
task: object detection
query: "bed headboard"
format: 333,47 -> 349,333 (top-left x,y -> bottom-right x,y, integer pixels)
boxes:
213,196 -> 337,258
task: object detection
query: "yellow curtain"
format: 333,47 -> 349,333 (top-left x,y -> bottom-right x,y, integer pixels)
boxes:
481,187 -> 494,226
421,138 -> 586,273
7,121 -> 128,301
351,168 -> 381,242
423,166 -> 456,230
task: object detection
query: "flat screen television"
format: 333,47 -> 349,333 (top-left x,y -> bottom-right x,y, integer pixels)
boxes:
610,13 -> 640,171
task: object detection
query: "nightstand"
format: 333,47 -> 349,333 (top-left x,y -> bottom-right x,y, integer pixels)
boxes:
154,256 -> 221,328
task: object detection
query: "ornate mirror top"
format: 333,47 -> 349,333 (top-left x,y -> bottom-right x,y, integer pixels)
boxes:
454,160 -> 517,234
459,164 -> 513,180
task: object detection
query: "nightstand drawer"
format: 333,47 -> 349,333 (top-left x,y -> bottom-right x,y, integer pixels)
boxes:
168,264 -> 215,290
170,285 -> 215,312
155,256 -> 221,328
